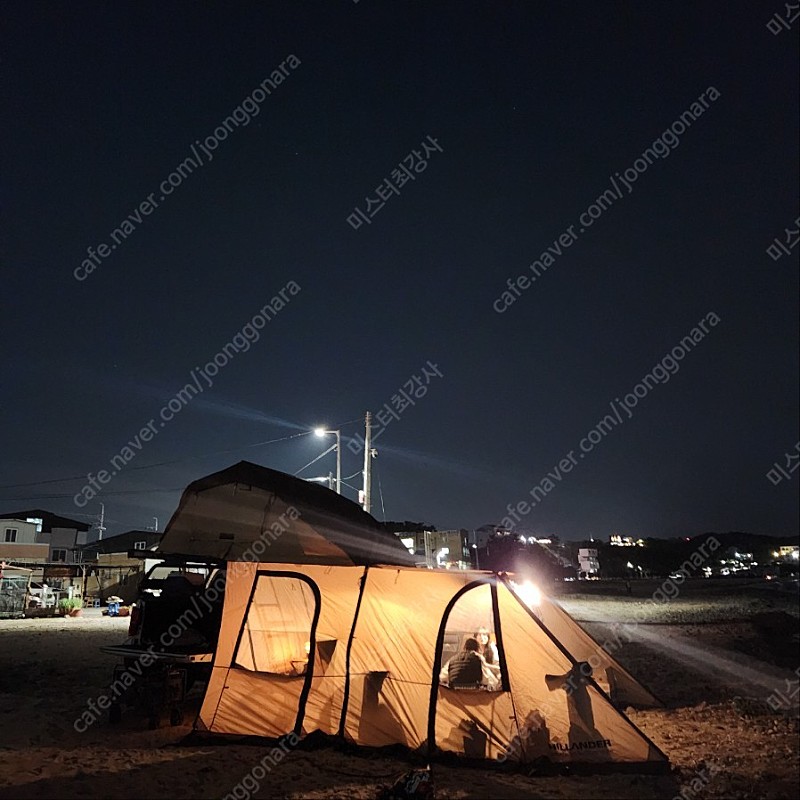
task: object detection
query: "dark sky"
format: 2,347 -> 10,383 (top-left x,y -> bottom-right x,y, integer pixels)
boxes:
2,2 -> 798,541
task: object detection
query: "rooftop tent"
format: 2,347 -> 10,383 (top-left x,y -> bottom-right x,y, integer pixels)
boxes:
158,461 -> 415,567
196,563 -> 668,770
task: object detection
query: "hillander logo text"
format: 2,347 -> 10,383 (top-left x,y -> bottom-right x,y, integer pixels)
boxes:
550,738 -> 612,752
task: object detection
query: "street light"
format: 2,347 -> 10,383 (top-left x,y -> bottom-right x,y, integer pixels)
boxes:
471,543 -> 480,570
314,427 -> 341,495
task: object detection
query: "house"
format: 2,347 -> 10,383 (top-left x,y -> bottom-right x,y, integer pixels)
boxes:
578,547 -> 600,578
80,529 -> 162,603
80,529 -> 162,560
0,519 -> 49,564
0,509 -> 90,565
395,528 -> 471,569
474,524 -> 507,549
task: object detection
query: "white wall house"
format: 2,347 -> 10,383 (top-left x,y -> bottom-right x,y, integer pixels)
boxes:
0,509 -> 90,564
0,519 -> 49,564
577,547 -> 600,577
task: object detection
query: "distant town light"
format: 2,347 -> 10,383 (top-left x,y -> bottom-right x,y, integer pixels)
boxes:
610,534 -> 645,547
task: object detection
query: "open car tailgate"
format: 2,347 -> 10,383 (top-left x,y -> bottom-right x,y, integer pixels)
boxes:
100,644 -> 213,663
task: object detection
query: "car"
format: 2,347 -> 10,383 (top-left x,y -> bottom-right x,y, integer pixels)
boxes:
100,554 -> 225,728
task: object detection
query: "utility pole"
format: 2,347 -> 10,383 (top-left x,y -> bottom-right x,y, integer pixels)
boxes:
362,411 -> 372,513
313,428 -> 342,495
334,431 -> 342,495
96,503 -> 106,541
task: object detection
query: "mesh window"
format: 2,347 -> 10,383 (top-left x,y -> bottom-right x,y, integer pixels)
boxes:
235,575 -> 316,676
440,583 -> 504,691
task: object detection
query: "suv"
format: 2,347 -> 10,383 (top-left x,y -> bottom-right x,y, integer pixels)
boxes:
101,555 -> 225,727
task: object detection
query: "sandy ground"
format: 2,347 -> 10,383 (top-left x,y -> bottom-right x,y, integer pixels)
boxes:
0,587 -> 798,800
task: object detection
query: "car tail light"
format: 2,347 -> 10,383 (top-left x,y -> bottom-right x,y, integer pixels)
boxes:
128,605 -> 142,637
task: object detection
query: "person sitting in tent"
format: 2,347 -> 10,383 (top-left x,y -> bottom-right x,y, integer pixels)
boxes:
474,627 -> 500,667
439,637 -> 499,691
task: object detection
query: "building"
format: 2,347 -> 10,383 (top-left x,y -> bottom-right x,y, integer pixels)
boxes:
609,534 -> 645,547
0,509 -> 90,565
80,529 -> 162,603
80,529 -> 161,560
0,519 -> 49,564
473,524 -> 509,549
396,528 -> 471,569
577,547 -> 600,578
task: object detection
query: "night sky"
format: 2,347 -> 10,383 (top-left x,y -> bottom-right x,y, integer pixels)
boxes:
2,2 -> 798,541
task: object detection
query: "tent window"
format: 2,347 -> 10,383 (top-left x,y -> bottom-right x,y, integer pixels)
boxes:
234,575 -> 316,676
439,583 -> 505,692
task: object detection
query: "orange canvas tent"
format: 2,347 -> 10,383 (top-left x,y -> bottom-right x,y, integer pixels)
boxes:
196,562 -> 667,769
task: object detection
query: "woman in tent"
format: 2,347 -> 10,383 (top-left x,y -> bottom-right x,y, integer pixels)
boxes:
474,627 -> 499,668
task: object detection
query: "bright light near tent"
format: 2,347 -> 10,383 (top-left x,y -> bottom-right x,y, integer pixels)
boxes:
513,580 -> 541,608
313,427 -> 326,437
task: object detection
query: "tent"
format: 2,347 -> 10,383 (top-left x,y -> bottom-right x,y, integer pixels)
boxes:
158,461 -> 415,568
196,562 -> 668,768
534,593 -> 662,709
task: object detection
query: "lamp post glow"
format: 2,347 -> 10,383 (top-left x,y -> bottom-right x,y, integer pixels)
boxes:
314,427 -> 341,495
514,580 -> 541,608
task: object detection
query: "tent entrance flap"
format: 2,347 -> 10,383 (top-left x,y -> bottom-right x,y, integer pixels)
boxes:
434,581 -> 518,761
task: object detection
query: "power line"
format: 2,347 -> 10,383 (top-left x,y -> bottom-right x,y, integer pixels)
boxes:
334,417 -> 363,429
0,431 -> 313,492
294,444 -> 336,476
0,487 -> 185,503
375,460 -> 386,521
